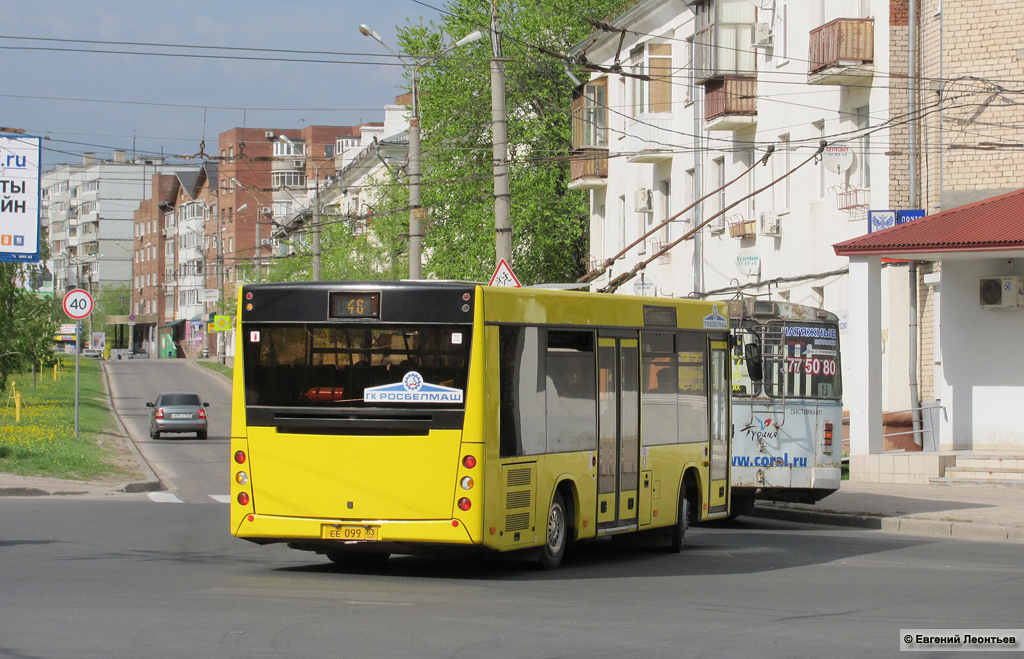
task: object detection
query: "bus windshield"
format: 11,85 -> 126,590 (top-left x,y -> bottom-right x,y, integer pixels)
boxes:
242,324 -> 471,408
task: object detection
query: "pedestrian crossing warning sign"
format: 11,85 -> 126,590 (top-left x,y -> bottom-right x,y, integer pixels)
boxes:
211,315 -> 232,332
489,259 -> 521,288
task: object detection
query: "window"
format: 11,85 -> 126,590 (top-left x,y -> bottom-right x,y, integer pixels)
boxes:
694,0 -> 756,80
775,133 -> 791,212
814,120 -> 826,198
777,0 -> 789,62
272,171 -> 306,188
629,44 -> 673,117
273,140 -> 305,157
572,77 -> 608,148
499,327 -> 597,457
324,144 -> 335,159
711,157 -> 726,232
854,105 -> 871,189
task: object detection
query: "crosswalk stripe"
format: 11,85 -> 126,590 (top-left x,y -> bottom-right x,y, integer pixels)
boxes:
148,492 -> 183,503
209,495 -> 231,503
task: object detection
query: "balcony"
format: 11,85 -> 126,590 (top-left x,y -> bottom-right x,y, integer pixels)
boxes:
704,77 -> 757,131
808,18 -> 874,86
568,148 -> 608,190
626,116 -> 675,163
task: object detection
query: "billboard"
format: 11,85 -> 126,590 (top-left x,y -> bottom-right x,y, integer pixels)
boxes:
0,133 -> 42,262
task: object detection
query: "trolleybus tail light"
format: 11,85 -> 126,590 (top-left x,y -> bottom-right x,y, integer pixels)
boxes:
823,421 -> 834,452
462,455 -> 477,469
457,497 -> 472,512
237,492 -> 250,506
234,450 -> 246,464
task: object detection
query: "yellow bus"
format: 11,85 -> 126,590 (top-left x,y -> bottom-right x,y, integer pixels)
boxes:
230,282 -> 732,569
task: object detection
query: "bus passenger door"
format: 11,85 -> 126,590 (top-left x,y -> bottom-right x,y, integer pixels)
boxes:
597,333 -> 640,533
707,340 -> 731,516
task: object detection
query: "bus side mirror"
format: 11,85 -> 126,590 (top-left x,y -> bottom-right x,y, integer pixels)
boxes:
744,342 -> 763,382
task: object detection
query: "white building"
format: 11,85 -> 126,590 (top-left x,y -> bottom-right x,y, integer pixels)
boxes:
42,151 -> 197,297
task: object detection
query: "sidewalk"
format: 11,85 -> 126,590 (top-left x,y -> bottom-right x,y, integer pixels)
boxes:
748,480 -> 1024,543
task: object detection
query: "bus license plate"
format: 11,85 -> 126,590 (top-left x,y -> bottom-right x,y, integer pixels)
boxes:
322,524 -> 380,541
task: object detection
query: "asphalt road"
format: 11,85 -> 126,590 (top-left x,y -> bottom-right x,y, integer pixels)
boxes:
105,359 -> 232,503
1,360 -> 1021,658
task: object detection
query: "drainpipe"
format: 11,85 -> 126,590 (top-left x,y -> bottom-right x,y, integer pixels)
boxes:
908,0 -> 922,445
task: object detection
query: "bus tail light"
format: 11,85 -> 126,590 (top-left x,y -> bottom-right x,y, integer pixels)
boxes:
460,476 -> 474,490
234,450 -> 246,464
237,492 -> 250,506
457,497 -> 472,511
823,421 -> 834,453
462,455 -> 477,469
236,471 -> 248,485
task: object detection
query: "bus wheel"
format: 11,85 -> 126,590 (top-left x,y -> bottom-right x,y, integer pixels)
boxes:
326,552 -> 390,572
539,491 -> 567,570
666,485 -> 689,554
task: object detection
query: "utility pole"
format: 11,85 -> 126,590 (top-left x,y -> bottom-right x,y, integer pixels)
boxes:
491,1 -> 512,268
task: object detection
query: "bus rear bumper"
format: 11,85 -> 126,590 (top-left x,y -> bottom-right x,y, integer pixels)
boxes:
232,513 -> 479,548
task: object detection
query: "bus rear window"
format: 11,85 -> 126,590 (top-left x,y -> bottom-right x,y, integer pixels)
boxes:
243,324 -> 471,408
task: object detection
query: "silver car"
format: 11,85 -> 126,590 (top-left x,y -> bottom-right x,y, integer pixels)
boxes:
147,392 -> 209,439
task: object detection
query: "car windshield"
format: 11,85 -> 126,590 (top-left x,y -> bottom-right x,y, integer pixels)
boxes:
160,394 -> 201,406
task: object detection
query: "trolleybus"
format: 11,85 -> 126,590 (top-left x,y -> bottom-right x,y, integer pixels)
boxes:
726,297 -> 843,512
230,281 -> 732,569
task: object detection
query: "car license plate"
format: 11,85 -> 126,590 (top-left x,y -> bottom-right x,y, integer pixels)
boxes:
322,524 -> 380,541
171,413 -> 192,419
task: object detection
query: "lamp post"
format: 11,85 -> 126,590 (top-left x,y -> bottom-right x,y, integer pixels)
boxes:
489,3 -> 512,267
360,24 -> 483,280
277,136 -> 322,281
230,177 -> 265,283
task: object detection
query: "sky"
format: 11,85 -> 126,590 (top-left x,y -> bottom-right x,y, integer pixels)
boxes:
2,0 -> 445,169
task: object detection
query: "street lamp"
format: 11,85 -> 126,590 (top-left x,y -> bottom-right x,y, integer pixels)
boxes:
230,177 -> 265,283
360,23 -> 483,279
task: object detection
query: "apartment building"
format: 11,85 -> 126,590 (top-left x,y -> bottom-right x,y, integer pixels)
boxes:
42,151 -> 196,299
570,0 -> 1024,467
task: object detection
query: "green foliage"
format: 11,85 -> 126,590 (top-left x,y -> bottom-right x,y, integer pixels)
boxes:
385,0 -> 621,284
0,263 -> 59,392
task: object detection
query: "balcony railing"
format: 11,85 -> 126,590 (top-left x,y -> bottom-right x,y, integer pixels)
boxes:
808,18 -> 874,85
568,147 -> 608,190
704,76 -> 757,131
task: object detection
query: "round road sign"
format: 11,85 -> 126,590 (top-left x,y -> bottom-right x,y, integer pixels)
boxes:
63,288 -> 95,320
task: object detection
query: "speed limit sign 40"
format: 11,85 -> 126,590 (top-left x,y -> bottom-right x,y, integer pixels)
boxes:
63,289 -> 95,320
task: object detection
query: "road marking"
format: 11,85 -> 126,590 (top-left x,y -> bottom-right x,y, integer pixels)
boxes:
209,495 -> 231,503
148,492 -> 183,503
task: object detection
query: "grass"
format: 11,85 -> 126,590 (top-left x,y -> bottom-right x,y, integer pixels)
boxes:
0,356 -> 141,481
195,360 -> 233,380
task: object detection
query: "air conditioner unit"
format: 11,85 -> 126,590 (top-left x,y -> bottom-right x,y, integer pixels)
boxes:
635,188 -> 653,213
265,131 -> 275,138
753,22 -> 773,47
261,238 -> 272,245
979,275 -> 1024,309
261,207 -> 272,215
760,211 -> 780,236
293,160 -> 305,169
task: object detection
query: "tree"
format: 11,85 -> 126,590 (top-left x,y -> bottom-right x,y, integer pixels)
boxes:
0,263 -> 58,391
383,1 -> 621,284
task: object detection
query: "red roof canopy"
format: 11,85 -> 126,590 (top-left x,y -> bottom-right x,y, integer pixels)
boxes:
834,188 -> 1024,259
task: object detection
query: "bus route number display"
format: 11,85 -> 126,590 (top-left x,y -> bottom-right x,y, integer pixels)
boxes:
329,292 -> 380,319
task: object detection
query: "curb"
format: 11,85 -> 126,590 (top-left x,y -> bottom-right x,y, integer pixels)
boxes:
100,361 -> 164,494
748,505 -> 1022,543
